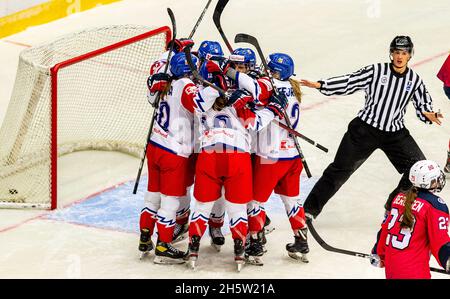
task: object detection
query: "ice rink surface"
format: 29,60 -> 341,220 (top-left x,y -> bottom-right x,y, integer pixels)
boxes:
0,0 -> 449,279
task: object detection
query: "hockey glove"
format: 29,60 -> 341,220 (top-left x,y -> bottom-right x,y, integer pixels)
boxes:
147,73 -> 171,94
206,56 -> 231,75
169,38 -> 195,53
266,93 -> 288,119
212,73 -> 228,92
227,89 -> 254,110
369,253 -> 385,268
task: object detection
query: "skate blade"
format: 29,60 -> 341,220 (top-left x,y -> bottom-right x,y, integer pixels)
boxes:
153,256 -> 186,265
186,258 -> 197,270
288,252 -> 309,263
264,226 -> 275,235
171,233 -> 188,244
139,251 -> 150,260
245,256 -> 264,266
236,261 -> 245,272
211,242 -> 222,252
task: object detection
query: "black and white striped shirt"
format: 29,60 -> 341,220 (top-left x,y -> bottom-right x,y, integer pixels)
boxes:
318,63 -> 433,132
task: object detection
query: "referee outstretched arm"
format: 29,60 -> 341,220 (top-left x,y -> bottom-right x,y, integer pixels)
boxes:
299,36 -> 444,220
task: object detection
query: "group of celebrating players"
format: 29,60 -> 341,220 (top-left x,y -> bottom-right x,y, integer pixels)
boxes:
137,38 -> 308,271
135,35 -> 450,278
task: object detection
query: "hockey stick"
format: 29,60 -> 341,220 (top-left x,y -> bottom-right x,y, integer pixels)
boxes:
183,44 -> 325,152
188,0 -> 213,39
306,219 -> 449,275
211,3 -> 327,154
234,33 -> 312,178
274,121 -> 328,153
133,8 -> 177,194
213,0 -> 233,53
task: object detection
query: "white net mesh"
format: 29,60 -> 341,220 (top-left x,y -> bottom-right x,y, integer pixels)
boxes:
0,25 -> 169,209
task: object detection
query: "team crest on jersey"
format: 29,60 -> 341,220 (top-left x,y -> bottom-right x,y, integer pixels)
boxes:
438,197 -> 445,204
405,81 -> 413,91
380,76 -> 388,84
185,85 -> 197,95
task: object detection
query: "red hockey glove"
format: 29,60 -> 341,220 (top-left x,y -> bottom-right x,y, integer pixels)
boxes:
206,56 -> 231,75
227,89 -> 254,110
168,38 -> 195,53
147,73 -> 171,93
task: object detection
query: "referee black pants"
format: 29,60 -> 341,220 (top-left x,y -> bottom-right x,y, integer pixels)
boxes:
303,117 -> 425,218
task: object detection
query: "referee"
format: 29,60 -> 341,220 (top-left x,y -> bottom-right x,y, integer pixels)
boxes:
300,36 -> 443,219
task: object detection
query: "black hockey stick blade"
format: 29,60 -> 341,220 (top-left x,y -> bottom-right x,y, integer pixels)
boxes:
133,8 -> 177,195
213,0 -> 233,53
189,0 -> 212,39
307,219 -> 449,275
307,219 -> 371,259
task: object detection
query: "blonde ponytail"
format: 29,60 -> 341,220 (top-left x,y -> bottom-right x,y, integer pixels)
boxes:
288,78 -> 303,104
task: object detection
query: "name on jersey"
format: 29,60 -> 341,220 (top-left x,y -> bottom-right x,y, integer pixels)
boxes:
393,195 -> 425,212
277,87 -> 294,97
153,127 -> 168,138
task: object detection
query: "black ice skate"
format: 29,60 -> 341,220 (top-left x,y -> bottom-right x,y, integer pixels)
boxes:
286,228 -> 310,263
209,226 -> 225,252
138,228 -> 154,260
234,238 -> 246,272
172,222 -> 189,244
153,240 -> 186,265
245,236 -> 264,266
264,215 -> 275,235
186,235 -> 201,270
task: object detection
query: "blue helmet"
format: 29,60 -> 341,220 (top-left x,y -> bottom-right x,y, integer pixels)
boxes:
170,52 -> 198,78
267,53 -> 295,81
199,62 -> 214,82
230,48 -> 256,69
198,40 -> 224,60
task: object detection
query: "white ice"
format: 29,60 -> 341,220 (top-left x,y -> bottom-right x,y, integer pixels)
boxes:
0,0 -> 449,279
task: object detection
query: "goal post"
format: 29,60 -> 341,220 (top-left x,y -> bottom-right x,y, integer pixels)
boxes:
0,25 -> 171,209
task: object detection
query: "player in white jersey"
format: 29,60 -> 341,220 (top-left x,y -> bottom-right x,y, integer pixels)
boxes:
186,59 -> 288,271
217,53 -> 309,263
138,52 -> 198,264
196,41 -> 228,251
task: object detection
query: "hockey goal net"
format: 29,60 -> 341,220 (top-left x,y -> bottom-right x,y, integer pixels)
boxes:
0,25 -> 171,209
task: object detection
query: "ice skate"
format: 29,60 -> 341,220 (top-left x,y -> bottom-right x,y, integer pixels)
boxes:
153,240 -> 186,265
286,228 -> 309,263
186,235 -> 200,270
138,228 -> 154,259
234,239 -> 246,272
245,236 -> 264,266
264,215 -> 275,235
209,226 -> 225,252
172,222 -> 189,244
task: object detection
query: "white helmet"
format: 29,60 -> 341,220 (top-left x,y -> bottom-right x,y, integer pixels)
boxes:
409,160 -> 446,192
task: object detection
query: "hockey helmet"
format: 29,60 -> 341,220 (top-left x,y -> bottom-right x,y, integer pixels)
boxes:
409,160 -> 446,192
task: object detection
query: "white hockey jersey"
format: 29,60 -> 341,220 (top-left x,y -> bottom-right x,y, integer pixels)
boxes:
255,79 -> 301,160
193,86 -> 276,153
148,77 -> 197,157
234,73 -> 301,160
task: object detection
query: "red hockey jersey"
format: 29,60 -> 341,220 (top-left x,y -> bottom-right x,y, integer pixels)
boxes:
373,190 -> 450,279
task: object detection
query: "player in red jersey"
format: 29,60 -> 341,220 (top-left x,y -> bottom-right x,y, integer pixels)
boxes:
371,160 -> 450,279
137,51 -> 198,265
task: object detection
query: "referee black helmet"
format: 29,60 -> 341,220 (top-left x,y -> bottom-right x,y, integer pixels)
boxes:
389,36 -> 414,55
